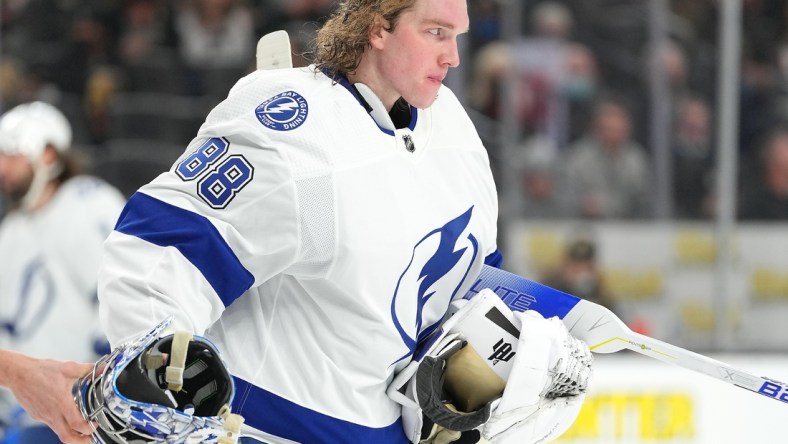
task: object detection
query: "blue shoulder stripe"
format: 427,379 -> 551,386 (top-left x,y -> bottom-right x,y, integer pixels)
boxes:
114,192 -> 254,307
232,376 -> 409,443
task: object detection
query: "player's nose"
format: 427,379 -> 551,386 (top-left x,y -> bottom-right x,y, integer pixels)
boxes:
441,38 -> 461,68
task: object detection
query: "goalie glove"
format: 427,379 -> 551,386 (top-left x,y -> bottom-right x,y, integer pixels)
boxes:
480,309 -> 592,443
388,289 -> 592,444
72,317 -> 244,444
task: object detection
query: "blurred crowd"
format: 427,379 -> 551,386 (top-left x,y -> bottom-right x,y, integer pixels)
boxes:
0,0 -> 335,201
2,0 -> 788,220
464,0 -> 788,221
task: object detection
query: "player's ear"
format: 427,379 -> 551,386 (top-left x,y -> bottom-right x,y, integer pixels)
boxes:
369,13 -> 390,50
41,144 -> 59,166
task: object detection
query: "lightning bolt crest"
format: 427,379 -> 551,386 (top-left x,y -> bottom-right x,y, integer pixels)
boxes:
264,101 -> 298,114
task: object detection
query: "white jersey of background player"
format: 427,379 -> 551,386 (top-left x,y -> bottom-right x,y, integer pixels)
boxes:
97,2 -> 526,443
0,102 -> 126,440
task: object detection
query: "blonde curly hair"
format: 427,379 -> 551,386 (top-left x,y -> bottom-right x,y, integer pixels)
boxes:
313,0 -> 416,76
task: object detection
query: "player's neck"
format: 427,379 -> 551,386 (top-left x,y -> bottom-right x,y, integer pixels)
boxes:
347,63 -> 398,111
24,181 -> 58,213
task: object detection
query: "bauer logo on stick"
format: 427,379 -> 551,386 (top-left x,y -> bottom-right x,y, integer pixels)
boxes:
255,91 -> 308,131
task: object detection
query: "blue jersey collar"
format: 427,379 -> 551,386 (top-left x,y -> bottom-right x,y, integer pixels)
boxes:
320,68 -> 418,136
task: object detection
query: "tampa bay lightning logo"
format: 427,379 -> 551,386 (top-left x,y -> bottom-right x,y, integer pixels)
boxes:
390,207 -> 479,363
255,91 -> 308,131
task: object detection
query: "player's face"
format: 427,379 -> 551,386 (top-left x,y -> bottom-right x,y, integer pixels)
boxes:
0,152 -> 34,203
373,0 -> 469,109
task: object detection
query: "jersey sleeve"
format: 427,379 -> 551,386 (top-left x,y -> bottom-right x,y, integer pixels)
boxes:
58,177 -> 127,300
98,130 -> 300,346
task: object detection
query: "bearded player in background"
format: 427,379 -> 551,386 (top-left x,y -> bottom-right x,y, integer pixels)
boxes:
0,101 -> 126,443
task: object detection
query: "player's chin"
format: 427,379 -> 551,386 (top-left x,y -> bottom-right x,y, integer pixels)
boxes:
409,87 -> 441,109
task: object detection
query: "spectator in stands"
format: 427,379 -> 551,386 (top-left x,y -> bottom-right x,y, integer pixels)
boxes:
117,0 -> 175,66
560,42 -> 601,146
0,59 -> 33,112
467,0 -> 501,53
0,102 -> 126,443
84,66 -> 122,144
174,0 -> 255,96
53,8 -> 118,96
529,1 -> 574,40
468,2 -> 579,138
562,97 -> 652,218
672,94 -> 716,219
516,1 -> 576,137
175,0 -> 255,69
0,56 -> 69,115
739,55 -> 780,158
467,40 -> 512,120
739,126 -> 788,220
631,40 -> 694,153
469,2 -> 598,154
541,237 -> 617,312
515,134 -> 571,218
773,42 -> 788,124
658,41 -> 692,98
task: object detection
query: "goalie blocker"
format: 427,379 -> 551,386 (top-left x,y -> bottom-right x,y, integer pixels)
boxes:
388,289 -> 593,444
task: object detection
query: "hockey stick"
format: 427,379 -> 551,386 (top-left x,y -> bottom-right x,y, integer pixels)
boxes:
464,264 -> 788,406
256,30 -> 293,70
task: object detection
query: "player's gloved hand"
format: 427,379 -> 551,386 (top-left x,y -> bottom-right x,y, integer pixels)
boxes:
480,310 -> 592,443
388,289 -> 592,444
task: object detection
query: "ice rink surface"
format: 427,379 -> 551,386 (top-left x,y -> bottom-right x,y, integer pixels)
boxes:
558,353 -> 788,443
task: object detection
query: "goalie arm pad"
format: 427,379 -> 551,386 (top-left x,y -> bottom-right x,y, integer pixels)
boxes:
388,289 -> 592,444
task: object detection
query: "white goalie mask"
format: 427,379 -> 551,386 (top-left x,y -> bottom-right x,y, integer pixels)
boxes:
73,318 -> 244,444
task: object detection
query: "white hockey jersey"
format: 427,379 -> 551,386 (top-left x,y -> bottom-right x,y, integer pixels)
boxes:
98,67 -> 500,443
0,175 -> 125,425
0,175 -> 125,360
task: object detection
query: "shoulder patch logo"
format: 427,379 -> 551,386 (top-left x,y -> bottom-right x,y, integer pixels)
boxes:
255,91 -> 308,131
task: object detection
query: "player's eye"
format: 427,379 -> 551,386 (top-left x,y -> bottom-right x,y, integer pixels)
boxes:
428,28 -> 443,37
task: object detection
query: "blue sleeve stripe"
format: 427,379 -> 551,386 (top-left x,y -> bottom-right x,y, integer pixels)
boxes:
232,376 -> 409,443
484,249 -> 503,268
114,192 -> 254,307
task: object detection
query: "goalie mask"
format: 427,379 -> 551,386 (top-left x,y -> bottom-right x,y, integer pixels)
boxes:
73,318 -> 243,444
